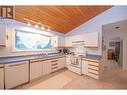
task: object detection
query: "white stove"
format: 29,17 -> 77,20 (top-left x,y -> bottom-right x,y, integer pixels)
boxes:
68,41 -> 85,75
68,55 -> 82,75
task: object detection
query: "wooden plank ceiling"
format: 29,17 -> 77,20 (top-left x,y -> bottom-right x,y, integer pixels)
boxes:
15,6 -> 111,34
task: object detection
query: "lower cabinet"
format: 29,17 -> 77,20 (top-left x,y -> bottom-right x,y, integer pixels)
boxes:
50,57 -> 65,72
82,60 -> 88,75
82,59 -> 102,80
30,61 -> 43,80
58,57 -> 65,69
66,55 -> 71,68
0,64 -> 4,89
42,60 -> 51,75
29,56 -> 65,81
5,61 -> 29,89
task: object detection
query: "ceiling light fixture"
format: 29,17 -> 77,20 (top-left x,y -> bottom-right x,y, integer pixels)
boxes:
27,22 -> 31,26
47,28 -> 50,31
41,26 -> 45,30
35,24 -> 39,28
24,18 -> 51,32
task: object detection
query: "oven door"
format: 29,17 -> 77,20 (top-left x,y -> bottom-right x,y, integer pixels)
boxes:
70,56 -> 81,68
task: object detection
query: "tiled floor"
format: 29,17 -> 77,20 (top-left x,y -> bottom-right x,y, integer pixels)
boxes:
16,60 -> 127,89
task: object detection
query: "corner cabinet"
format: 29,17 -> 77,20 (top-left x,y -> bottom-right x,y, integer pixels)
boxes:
0,24 -> 7,47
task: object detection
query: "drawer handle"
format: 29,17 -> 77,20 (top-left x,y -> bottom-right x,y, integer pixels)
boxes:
88,71 -> 99,75
51,60 -> 58,62
51,66 -> 58,70
51,63 -> 58,66
88,64 -> 98,67
88,68 -> 98,71
8,63 -> 26,67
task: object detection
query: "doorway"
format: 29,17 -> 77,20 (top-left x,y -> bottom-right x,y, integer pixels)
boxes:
102,19 -> 127,69
107,40 -> 123,66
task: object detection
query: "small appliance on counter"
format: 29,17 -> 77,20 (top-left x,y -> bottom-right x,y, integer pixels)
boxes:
58,48 -> 70,54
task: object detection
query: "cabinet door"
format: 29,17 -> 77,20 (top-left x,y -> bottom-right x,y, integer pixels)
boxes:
84,32 -> 98,47
30,61 -> 43,80
52,36 -> 58,47
5,61 -> 29,89
0,25 -> 6,46
42,60 -> 51,75
0,67 -> 4,89
66,55 -> 71,68
58,57 -> 65,69
58,36 -> 65,47
82,60 -> 88,75
65,36 -> 72,47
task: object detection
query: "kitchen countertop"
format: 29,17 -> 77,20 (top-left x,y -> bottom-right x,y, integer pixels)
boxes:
79,54 -> 102,60
0,53 -> 65,64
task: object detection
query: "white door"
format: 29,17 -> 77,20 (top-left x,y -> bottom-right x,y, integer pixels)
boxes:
82,60 -> 88,75
42,60 -> 51,75
0,66 -> 4,89
5,61 -> 29,89
30,61 -> 43,80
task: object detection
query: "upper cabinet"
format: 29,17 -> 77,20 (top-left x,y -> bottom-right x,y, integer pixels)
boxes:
57,36 -> 65,47
84,32 -> 99,48
65,32 -> 99,48
51,36 -> 58,48
52,36 -> 65,48
0,24 -> 7,47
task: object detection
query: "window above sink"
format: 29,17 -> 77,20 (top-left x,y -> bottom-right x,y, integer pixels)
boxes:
12,29 -> 54,51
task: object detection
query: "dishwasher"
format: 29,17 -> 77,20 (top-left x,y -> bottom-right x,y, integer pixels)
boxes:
5,61 -> 29,89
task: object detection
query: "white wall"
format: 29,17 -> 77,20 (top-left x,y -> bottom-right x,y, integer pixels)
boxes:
0,20 -> 65,57
65,6 -> 127,55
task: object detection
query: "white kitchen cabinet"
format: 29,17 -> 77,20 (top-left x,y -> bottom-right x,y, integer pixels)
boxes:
58,57 -> 65,69
84,32 -> 99,47
82,59 -> 102,80
42,60 -> 51,75
5,61 -> 29,89
0,24 -> 6,46
58,36 -> 65,47
82,60 -> 88,75
0,64 -> 4,89
65,36 -> 73,47
66,55 -> 71,68
30,61 -> 43,81
50,57 -> 65,72
52,36 -> 58,48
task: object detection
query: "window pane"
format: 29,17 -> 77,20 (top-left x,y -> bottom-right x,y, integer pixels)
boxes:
15,30 -> 52,50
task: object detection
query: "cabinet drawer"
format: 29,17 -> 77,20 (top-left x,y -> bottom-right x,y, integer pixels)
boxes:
88,64 -> 99,70
87,72 -> 99,79
88,62 -> 99,66
88,68 -> 99,75
51,66 -> 59,72
51,63 -> 58,66
51,60 -> 58,63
